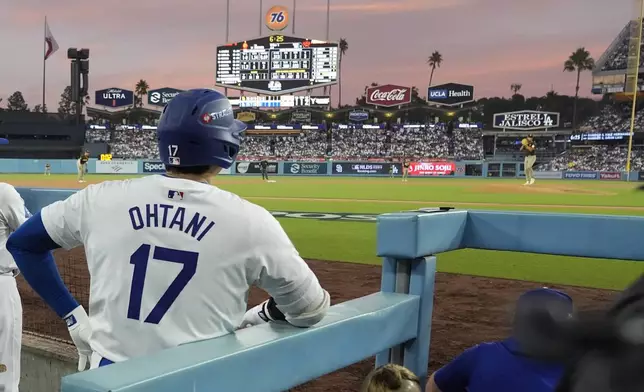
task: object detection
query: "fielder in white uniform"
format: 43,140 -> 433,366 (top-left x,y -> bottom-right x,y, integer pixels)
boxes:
0,183 -> 30,392
7,89 -> 330,371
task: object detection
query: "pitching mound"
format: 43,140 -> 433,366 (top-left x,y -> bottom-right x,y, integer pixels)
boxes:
477,182 -> 616,196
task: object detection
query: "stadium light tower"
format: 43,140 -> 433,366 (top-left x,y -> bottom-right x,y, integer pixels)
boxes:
626,0 -> 644,180
67,48 -> 90,125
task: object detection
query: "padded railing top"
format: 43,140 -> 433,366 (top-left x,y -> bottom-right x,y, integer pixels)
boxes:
61,293 -> 420,392
377,210 -> 644,261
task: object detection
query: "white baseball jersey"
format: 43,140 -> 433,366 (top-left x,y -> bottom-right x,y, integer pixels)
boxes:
40,175 -> 328,363
0,183 -> 30,272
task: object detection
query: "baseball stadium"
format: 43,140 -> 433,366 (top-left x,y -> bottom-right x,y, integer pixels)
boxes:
3,3 -> 644,392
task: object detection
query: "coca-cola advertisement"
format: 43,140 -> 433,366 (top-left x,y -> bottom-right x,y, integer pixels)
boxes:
409,161 -> 456,176
365,84 -> 412,107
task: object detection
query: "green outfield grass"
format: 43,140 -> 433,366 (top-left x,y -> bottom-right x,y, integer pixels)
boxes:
5,173 -> 644,290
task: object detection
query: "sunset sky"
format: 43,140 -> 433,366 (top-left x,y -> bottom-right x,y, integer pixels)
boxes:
0,0 -> 634,109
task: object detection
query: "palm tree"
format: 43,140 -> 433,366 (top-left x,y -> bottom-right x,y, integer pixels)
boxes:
510,83 -> 522,96
134,79 -> 150,108
337,38 -> 349,107
427,51 -> 443,87
564,48 -> 595,130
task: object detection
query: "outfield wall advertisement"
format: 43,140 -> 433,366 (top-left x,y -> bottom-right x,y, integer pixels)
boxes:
332,162 -> 401,175
141,161 -> 231,175
599,172 -> 621,180
235,161 -> 278,174
533,171 -> 563,179
409,162 -> 455,176
95,160 -> 138,174
563,171 -> 598,180
0,159 -> 635,180
142,161 -> 166,173
284,162 -> 327,175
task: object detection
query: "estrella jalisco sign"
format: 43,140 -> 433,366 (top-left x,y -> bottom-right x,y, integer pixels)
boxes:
493,110 -> 560,130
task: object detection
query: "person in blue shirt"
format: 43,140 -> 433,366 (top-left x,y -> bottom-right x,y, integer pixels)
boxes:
427,288 -> 574,392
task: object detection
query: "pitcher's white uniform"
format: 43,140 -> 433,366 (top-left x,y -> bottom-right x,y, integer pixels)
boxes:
0,184 -> 30,392
39,175 -> 330,366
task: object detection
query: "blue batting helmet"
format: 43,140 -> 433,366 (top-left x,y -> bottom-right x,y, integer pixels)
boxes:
516,287 -> 573,317
0,138 -> 8,145
157,89 -> 245,169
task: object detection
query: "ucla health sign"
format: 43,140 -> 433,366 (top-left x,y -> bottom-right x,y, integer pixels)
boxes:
95,88 -> 134,108
148,87 -> 183,106
427,83 -> 474,106
493,110 -> 560,130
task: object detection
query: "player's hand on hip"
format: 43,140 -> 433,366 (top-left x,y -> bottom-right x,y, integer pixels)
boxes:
64,305 -> 93,371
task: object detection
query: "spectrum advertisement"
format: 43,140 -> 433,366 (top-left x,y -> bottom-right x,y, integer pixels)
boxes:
142,161 -> 166,173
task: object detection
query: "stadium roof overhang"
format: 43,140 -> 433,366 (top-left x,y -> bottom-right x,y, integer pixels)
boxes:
482,128 -> 571,135
86,106 -> 162,117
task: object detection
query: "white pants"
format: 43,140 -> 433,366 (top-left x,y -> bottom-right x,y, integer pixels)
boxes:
0,275 -> 21,392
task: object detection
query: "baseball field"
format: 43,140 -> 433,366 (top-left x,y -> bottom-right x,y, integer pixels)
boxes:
4,173 -> 644,391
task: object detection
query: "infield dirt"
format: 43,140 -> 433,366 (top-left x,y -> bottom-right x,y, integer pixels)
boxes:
19,248 -> 616,391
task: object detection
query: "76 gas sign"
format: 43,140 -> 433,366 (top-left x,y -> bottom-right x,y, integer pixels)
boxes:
265,6 -> 289,31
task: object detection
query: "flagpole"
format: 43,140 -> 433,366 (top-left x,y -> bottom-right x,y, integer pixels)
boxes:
42,16 -> 47,112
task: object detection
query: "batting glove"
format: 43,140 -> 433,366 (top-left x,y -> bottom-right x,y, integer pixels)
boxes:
239,298 -> 286,329
64,305 -> 93,371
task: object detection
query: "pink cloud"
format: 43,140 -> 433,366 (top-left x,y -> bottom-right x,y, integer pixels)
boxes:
300,0 -> 468,13
0,0 -> 632,109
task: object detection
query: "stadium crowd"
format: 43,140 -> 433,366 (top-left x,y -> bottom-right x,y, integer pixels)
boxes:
85,101 -> 644,171
600,20 -> 644,71
539,145 -> 644,172
87,124 -> 485,162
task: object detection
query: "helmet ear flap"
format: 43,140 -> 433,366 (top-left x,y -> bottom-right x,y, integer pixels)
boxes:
224,145 -> 238,159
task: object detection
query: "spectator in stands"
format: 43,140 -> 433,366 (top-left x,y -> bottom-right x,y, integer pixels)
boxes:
539,145 -> 644,172
600,21 -> 644,72
427,288 -> 574,392
361,364 -> 422,392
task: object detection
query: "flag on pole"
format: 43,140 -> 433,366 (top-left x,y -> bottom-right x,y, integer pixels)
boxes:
44,20 -> 59,60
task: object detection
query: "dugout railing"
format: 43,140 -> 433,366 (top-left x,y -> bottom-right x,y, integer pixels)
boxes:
12,188 -> 644,391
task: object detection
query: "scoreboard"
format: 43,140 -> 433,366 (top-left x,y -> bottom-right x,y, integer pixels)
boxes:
227,95 -> 330,108
216,35 -> 339,95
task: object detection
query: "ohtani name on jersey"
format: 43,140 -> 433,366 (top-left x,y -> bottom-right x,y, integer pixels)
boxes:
128,204 -> 215,241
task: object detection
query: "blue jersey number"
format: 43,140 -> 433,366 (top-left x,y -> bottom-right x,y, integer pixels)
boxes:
127,244 -> 199,324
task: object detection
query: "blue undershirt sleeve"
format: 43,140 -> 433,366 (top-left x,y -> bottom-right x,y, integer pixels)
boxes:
6,212 -> 79,317
433,344 -> 480,392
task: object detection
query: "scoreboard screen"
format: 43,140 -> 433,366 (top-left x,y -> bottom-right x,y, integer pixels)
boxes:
216,35 -> 338,95
227,95 -> 330,108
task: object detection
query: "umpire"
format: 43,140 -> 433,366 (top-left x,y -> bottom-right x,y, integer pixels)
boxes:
260,158 -> 270,181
